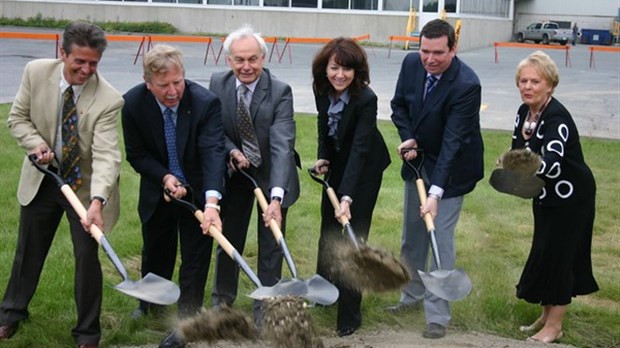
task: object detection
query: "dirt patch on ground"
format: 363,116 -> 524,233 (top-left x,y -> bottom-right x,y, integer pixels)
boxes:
121,328 -> 576,348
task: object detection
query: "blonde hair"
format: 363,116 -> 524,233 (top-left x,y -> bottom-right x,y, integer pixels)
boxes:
143,44 -> 185,82
515,50 -> 559,92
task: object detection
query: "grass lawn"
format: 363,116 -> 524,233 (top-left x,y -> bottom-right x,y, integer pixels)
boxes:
0,104 -> 618,348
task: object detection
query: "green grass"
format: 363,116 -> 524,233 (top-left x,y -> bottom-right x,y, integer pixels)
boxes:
0,105 -> 618,348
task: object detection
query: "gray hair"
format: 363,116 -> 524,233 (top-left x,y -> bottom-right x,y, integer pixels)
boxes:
223,24 -> 268,57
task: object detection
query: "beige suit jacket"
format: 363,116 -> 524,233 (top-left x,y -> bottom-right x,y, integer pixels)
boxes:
7,59 -> 124,232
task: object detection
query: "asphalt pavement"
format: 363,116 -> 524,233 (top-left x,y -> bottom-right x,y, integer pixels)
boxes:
1,27 -> 618,139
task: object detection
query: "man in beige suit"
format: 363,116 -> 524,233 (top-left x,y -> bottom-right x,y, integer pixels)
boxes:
0,22 -> 123,348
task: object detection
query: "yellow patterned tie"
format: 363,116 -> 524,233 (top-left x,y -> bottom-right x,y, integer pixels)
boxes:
237,85 -> 262,167
61,86 -> 81,191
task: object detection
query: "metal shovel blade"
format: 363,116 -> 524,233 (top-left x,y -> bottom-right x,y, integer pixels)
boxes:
303,275 -> 339,305
249,278 -> 308,300
115,272 -> 180,305
417,268 -> 472,302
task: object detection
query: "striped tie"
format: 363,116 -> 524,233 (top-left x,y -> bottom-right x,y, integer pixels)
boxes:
425,75 -> 438,100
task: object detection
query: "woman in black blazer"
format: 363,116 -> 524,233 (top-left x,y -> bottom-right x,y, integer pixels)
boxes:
311,37 -> 391,337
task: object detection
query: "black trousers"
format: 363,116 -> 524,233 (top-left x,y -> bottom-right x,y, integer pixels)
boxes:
316,172 -> 383,332
0,176 -> 102,345
139,200 -> 213,318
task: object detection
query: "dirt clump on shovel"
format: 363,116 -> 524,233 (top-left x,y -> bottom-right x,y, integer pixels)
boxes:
333,241 -> 411,293
176,305 -> 258,343
262,296 -> 324,348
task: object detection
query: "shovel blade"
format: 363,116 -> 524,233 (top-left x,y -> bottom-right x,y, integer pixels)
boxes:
417,268 -> 472,302
303,275 -> 339,305
249,278 -> 307,300
115,272 -> 180,305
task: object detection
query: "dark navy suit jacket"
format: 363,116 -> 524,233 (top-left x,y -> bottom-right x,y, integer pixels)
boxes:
121,80 -> 226,222
391,53 -> 484,198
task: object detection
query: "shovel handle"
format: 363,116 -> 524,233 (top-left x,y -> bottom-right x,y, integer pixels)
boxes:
27,155 -> 130,281
415,180 -> 443,270
192,209 -> 262,288
325,186 -> 360,249
415,179 -> 436,233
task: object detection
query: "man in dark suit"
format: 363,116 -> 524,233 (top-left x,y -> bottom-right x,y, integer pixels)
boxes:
388,19 -> 484,339
121,44 -> 226,348
208,25 -> 299,323
0,22 -> 123,348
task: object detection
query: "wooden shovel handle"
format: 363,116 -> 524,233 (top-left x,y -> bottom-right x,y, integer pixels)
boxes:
415,178 -> 436,233
254,187 -> 283,240
325,186 -> 350,226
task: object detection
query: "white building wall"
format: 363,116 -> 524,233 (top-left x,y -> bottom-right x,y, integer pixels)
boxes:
0,0 -> 514,51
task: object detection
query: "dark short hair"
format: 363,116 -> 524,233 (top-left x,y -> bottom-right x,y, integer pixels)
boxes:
420,19 -> 456,50
311,37 -> 369,98
62,22 -> 107,55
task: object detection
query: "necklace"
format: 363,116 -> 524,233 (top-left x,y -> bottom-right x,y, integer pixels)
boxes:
523,97 -> 551,136
524,111 -> 539,136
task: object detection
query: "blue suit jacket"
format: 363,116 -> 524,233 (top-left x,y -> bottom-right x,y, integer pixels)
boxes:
121,80 -> 226,222
391,53 -> 484,198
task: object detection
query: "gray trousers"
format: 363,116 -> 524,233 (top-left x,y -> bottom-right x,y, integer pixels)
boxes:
398,179 -> 464,327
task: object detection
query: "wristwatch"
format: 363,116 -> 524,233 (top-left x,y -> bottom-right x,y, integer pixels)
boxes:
91,196 -> 107,206
271,196 -> 282,203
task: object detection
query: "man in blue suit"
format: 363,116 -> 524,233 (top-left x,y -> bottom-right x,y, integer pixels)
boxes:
122,44 -> 226,348
388,19 -> 484,339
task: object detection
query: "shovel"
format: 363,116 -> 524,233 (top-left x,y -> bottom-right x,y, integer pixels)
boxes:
307,167 -> 410,293
27,154 -> 180,305
163,190 -> 312,301
235,168 -> 338,305
401,153 -> 472,302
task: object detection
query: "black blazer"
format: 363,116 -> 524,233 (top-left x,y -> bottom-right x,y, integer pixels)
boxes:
316,86 -> 391,197
121,80 -> 226,222
391,53 -> 484,198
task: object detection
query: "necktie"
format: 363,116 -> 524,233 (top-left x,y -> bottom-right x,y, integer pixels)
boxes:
237,85 -> 262,167
163,107 -> 186,182
61,86 -> 81,191
425,75 -> 438,100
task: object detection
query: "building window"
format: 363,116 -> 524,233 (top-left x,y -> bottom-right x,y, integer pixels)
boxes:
264,0 -> 288,5
383,0 -> 418,12
460,0 -> 510,18
292,0 -> 317,7
444,0 -> 456,13
422,0 -> 437,12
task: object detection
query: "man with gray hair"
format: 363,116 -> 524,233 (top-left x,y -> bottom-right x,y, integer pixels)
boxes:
122,44 -> 226,348
209,24 -> 299,325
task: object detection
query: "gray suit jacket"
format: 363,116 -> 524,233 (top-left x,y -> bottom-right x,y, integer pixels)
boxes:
209,68 -> 299,207
7,59 -> 123,231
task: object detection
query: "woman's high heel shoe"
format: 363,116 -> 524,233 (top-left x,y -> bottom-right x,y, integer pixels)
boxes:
526,330 -> 564,343
519,319 -> 544,333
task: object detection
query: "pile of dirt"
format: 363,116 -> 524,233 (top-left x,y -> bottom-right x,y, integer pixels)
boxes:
332,241 -> 410,293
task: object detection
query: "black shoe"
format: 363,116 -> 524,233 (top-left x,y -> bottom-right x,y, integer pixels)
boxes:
385,301 -> 421,314
422,323 -> 446,339
337,327 -> 357,337
159,330 -> 185,348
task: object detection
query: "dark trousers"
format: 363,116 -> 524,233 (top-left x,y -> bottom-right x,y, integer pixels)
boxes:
316,172 -> 382,331
0,177 -> 102,345
211,172 -> 286,316
139,201 -> 213,318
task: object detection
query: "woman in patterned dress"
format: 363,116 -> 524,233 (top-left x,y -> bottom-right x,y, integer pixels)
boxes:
511,51 -> 598,343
